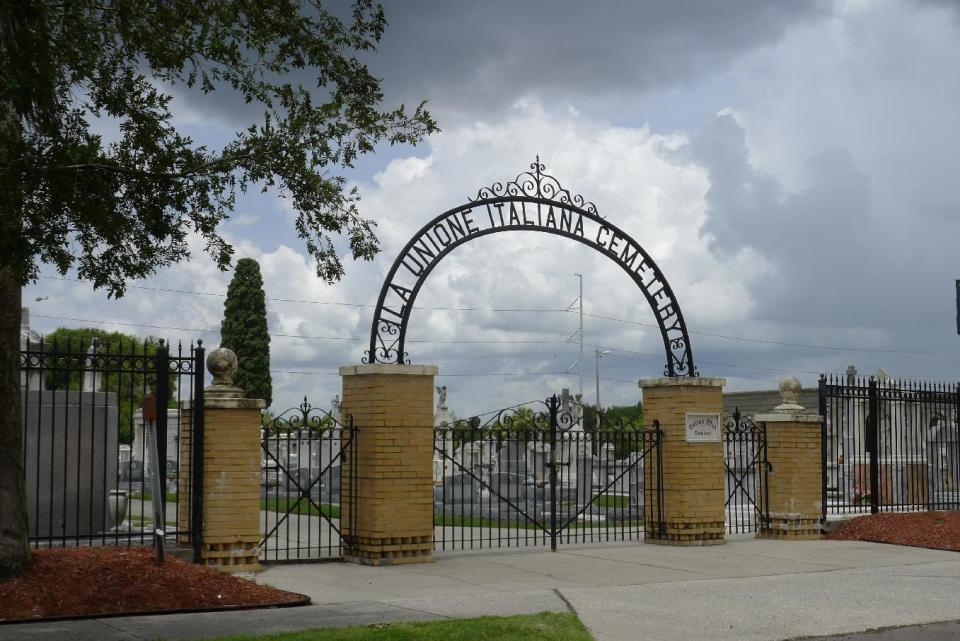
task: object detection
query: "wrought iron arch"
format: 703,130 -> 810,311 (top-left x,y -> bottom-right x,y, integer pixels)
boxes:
364,158 -> 698,377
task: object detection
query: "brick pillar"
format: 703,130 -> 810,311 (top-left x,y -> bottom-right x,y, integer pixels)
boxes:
756,377 -> 823,540
176,406 -> 193,546
340,364 -> 436,565
178,348 -> 264,571
639,377 -> 726,546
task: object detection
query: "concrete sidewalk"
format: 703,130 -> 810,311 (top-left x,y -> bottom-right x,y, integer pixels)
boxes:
2,537 -> 958,640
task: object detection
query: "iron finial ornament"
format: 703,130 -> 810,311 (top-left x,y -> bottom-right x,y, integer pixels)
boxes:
364,157 -> 697,377
469,156 -> 599,215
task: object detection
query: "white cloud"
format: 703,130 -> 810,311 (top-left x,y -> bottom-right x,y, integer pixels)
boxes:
24,0 -> 960,418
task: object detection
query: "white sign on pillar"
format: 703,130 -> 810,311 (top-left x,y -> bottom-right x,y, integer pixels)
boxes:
685,413 -> 721,442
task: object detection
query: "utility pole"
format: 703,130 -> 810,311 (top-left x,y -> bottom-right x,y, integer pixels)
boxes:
595,348 -> 610,427
576,273 -> 583,400
567,273 -> 584,400
955,279 -> 960,335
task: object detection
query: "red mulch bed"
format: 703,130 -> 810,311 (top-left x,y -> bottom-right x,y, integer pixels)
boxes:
0,547 -> 307,622
825,511 -> 960,551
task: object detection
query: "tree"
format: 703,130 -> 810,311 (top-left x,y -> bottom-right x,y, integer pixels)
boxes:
0,0 -> 437,578
40,327 -> 175,444
581,403 -> 644,432
220,258 -> 272,407
582,402 -> 645,458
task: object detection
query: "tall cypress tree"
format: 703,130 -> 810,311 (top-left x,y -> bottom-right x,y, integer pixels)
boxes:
220,258 -> 272,407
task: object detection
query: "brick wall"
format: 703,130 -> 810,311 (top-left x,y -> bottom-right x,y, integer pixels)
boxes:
340,364 -> 436,565
640,378 -> 726,546
177,394 -> 264,572
756,413 -> 822,540
176,407 -> 192,545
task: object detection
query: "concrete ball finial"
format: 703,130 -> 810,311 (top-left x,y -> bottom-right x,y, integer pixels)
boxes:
207,347 -> 238,386
779,376 -> 802,403
775,376 -> 804,412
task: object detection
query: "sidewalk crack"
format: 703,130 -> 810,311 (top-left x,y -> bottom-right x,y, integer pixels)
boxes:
94,618 -> 147,640
553,589 -> 579,617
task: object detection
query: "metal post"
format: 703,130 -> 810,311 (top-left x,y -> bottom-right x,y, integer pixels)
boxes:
548,395 -> 558,552
761,422 -> 770,531
155,346 -> 169,484
154,343 -> 170,560
867,377 -> 879,515
655,420 -> 664,538
819,375 -> 828,523
191,342 -> 205,563
147,411 -> 166,562
956,383 -> 960,509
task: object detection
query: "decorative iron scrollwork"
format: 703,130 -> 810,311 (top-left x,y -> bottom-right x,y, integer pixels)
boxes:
722,409 -> 758,436
264,396 -> 342,437
471,156 -> 599,215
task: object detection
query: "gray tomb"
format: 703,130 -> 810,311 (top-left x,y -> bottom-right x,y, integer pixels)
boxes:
22,389 -> 120,537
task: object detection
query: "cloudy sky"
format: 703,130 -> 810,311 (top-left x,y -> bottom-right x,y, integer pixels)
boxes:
23,0 -> 960,418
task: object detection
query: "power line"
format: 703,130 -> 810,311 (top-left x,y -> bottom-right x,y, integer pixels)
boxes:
29,313 -> 830,375
271,369 -> 635,384
587,343 -> 821,376
38,276 -> 568,313
38,276 -> 953,356
30,314 -> 567,344
32,314 -> 219,335
583,312 -> 958,355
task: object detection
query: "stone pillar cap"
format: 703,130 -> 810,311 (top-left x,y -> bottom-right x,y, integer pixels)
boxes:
638,376 -> 725,388
340,364 -> 439,376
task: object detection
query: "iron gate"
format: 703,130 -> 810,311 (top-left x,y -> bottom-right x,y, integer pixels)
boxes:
260,398 -> 357,562
722,409 -> 768,534
820,374 -> 960,516
19,337 -> 205,558
433,395 -> 663,551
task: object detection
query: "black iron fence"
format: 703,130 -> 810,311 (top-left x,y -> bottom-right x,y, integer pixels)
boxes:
723,410 -> 768,534
259,398 -> 357,562
820,374 -> 960,515
19,337 -> 204,554
433,396 -> 663,552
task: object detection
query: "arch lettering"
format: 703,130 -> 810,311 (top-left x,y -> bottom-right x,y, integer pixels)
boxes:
364,159 -> 697,377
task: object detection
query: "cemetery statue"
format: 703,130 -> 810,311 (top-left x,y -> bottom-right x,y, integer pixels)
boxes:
81,338 -> 101,392
331,394 -> 342,419
436,385 -> 447,412
560,388 -> 572,415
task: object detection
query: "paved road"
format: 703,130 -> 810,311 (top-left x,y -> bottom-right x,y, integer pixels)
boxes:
2,537 -> 958,641
802,620 -> 960,640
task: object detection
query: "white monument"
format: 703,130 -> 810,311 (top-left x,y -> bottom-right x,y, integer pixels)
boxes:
433,385 -> 456,484
81,339 -> 102,392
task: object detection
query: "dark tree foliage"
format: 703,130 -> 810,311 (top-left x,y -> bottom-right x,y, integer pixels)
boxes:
582,403 -> 644,431
220,258 -> 272,407
1,0 -> 436,291
582,403 -> 645,458
0,0 -> 437,578
39,328 -> 177,445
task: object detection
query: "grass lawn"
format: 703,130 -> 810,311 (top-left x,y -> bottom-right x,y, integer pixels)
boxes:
435,513 -> 643,530
262,496 -> 340,519
594,495 -> 629,509
129,490 -> 178,503
202,612 -> 592,641
434,514 -> 543,530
